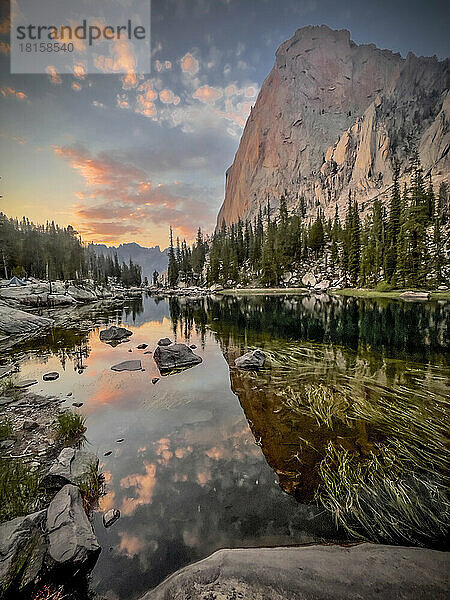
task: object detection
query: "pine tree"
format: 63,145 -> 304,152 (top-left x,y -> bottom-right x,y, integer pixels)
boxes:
168,227 -> 179,287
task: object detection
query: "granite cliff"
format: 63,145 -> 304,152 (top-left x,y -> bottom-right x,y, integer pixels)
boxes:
217,25 -> 449,225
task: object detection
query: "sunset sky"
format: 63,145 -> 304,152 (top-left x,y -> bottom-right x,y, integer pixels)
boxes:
1,0 -> 448,248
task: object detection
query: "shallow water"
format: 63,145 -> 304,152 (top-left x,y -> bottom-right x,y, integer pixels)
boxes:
3,294 -> 449,599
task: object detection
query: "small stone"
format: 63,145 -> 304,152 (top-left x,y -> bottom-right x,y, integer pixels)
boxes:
190,344 -> 197,349
111,360 -> 142,372
43,372 -> 59,381
128,349 -> 132,352
104,451 -> 112,456
72,402 -> 83,407
144,350 -> 152,354
14,379 -> 38,389
103,508 -> 120,528
22,419 -> 39,431
235,349 -> 266,370
0,439 -> 15,449
137,343 -> 148,349
157,337 -> 172,346
67,392 -> 73,397
152,377 -> 159,384
116,438 -> 124,443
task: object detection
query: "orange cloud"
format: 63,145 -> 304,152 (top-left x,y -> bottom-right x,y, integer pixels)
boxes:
1,87 -> 27,100
73,63 -> 86,79
0,42 -> 10,55
120,462 -> 157,515
193,85 -> 223,105
72,82 -> 82,92
46,65 -> 62,85
180,52 -> 199,75
136,80 -> 157,117
159,89 -> 175,104
94,39 -> 137,89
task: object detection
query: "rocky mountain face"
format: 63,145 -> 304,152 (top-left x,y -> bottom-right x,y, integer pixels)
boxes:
92,242 -> 169,280
217,25 -> 450,225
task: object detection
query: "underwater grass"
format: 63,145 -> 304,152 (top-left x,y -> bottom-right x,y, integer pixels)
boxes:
0,458 -> 40,522
249,342 -> 450,546
53,411 -> 86,445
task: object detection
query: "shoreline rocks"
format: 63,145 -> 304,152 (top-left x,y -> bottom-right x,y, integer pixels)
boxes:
140,544 -> 449,600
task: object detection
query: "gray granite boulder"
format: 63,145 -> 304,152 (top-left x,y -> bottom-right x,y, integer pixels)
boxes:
41,447 -> 98,492
43,371 -> 59,381
67,285 -> 97,303
100,325 -> 133,342
157,337 -> 172,346
235,349 -> 266,370
0,302 -> 53,336
46,484 -> 100,565
0,510 -> 47,594
140,544 -> 449,600
111,360 -> 142,372
154,343 -> 202,373
103,508 -> 120,528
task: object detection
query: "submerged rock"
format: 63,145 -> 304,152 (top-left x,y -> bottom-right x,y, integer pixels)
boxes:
100,326 -> 133,342
157,337 -> 172,346
137,343 -> 148,349
139,544 -> 449,600
0,510 -> 47,594
111,360 -> 142,372
14,379 -> 38,389
46,484 -> 100,565
43,371 -> 59,381
41,447 -> 99,492
154,344 -> 202,373
103,508 -> 120,528
235,349 -> 266,370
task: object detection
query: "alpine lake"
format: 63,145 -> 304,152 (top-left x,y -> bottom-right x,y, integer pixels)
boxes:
2,292 -> 449,599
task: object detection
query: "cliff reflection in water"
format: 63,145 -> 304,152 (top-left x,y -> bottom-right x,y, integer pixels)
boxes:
169,294 -> 449,548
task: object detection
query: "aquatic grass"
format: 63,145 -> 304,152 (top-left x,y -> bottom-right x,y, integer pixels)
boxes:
53,411 -> 86,445
0,376 -> 16,394
0,458 -> 40,522
252,341 -> 450,546
78,461 -> 105,511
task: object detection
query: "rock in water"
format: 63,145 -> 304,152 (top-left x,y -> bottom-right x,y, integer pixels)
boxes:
111,360 -> 142,372
157,337 -> 172,346
0,511 -> 47,594
154,344 -> 202,373
43,371 -> 59,381
235,350 -> 266,370
41,447 -> 99,492
400,291 -> 431,301
46,484 -> 100,565
137,343 -> 148,349
100,326 -> 133,342
103,509 -> 120,528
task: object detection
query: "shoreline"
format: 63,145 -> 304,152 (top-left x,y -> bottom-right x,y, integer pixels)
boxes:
217,287 -> 450,300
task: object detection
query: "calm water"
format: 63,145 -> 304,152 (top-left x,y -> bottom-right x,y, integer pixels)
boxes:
3,294 -> 449,599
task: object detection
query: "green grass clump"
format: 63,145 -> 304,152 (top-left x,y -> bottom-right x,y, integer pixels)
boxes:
0,458 -> 40,522
53,411 -> 86,445
0,418 -> 14,441
78,461 -> 105,510
375,281 -> 394,292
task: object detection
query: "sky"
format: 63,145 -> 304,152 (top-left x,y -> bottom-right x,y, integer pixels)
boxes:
0,0 -> 449,248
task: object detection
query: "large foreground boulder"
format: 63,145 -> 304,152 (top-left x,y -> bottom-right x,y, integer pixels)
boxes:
0,301 -> 53,336
235,349 -> 266,370
46,485 -> 100,565
0,511 -> 47,594
41,447 -> 99,492
100,325 -> 133,342
140,544 -> 449,600
154,343 -> 202,373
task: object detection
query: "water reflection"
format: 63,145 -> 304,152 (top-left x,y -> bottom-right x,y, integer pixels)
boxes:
4,294 -> 448,599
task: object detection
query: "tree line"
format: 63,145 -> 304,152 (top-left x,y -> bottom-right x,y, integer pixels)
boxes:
0,214 -> 142,286
165,158 -> 448,289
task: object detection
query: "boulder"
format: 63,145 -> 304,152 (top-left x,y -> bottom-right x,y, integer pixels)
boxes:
137,343 -> 148,349
41,447 -> 99,492
0,510 -> 47,594
400,291 -> 431,301
46,484 -> 100,565
235,349 -> 266,370
157,337 -> 172,346
315,279 -> 331,292
103,509 -> 120,528
0,302 -> 53,337
111,360 -> 142,372
43,371 -> 59,381
209,284 -> 224,292
67,285 -> 97,303
154,344 -> 202,373
99,326 -> 133,342
301,272 -> 317,287
139,544 -> 450,600
47,294 -> 75,306
437,285 -> 448,291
